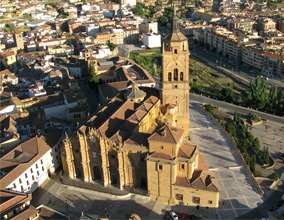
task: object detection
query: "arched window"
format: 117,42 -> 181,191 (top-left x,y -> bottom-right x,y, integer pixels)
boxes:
174,49 -> 177,54
168,72 -> 172,81
180,72 -> 183,81
174,68 -> 178,81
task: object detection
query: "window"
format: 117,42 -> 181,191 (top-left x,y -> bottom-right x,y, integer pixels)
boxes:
41,159 -> 43,164
174,49 -> 177,54
193,197 -> 200,204
160,146 -> 164,150
19,178 -> 22,184
159,164 -> 163,170
55,147 -> 57,152
30,168 -> 33,173
21,186 -> 24,191
168,72 -> 172,81
37,171 -> 39,176
181,164 -> 185,170
32,176 -> 34,181
176,194 -> 183,200
42,167 -> 45,171
180,72 -> 183,81
208,200 -> 213,204
13,183 -> 16,188
27,180 -> 29,186
174,68 -> 178,81
25,173 -> 28,178
175,85 -> 178,89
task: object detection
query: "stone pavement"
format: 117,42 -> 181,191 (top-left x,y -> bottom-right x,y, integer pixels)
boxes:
189,102 -> 263,219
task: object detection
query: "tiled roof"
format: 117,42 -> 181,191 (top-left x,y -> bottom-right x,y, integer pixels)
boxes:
175,170 -> 219,192
0,190 -> 32,216
148,124 -> 184,144
177,145 -> 196,159
149,152 -> 173,160
0,134 -> 61,189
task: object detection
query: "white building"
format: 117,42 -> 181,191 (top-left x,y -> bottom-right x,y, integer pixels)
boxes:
142,33 -> 161,48
122,0 -> 136,6
86,24 -> 100,36
0,133 -> 62,194
28,82 -> 47,98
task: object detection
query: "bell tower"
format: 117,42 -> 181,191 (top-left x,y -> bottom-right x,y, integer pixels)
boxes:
161,6 -> 190,136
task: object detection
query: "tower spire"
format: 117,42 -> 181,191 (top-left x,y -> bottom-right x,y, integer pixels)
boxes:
172,3 -> 180,33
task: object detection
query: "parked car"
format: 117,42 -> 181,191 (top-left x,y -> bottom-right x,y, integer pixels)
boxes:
170,211 -> 178,220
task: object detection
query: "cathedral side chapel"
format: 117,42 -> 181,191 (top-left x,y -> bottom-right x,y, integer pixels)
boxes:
61,8 -> 220,209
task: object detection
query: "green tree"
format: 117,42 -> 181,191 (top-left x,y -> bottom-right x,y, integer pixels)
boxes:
134,2 -> 144,17
205,104 -> 214,114
221,86 -> 234,102
234,111 -> 237,123
269,86 -> 278,109
246,76 -> 269,110
107,41 -> 116,51
6,23 -> 16,32
250,154 -> 256,176
88,62 -> 99,83
252,137 -> 260,153
158,16 -> 168,26
238,139 -> 248,153
273,173 -> 280,181
226,123 -> 236,137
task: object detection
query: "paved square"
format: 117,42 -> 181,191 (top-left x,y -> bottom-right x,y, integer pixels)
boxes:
189,102 -> 263,219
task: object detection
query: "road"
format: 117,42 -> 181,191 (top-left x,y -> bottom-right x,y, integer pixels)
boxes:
190,45 -> 284,89
190,93 -> 284,124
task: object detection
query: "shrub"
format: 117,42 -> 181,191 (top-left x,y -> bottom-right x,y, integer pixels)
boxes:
204,104 -> 214,114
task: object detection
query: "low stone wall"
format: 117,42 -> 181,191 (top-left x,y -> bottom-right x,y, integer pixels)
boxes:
198,104 -> 264,196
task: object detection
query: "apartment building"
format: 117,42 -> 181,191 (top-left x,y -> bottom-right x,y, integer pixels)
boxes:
139,21 -> 158,34
227,19 -> 255,33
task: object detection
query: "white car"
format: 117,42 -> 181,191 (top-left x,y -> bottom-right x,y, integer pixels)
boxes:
170,211 -> 178,220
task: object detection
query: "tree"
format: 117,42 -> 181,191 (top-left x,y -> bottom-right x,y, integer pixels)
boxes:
234,111 -> 237,123
269,86 -> 278,109
107,41 -> 116,51
205,104 -> 214,114
246,76 -> 269,110
273,173 -> 280,181
88,62 -> 99,83
221,86 -> 234,102
158,16 -> 168,26
264,147 -> 270,164
6,23 -> 16,32
199,15 -> 203,20
226,123 -> 236,137
250,154 -> 256,176
252,137 -> 260,153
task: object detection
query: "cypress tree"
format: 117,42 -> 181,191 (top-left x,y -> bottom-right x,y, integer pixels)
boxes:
234,111 -> 237,123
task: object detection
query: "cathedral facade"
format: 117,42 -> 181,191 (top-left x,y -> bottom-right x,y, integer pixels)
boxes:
61,10 -> 220,209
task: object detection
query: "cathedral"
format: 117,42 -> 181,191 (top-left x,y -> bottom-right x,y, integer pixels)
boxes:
61,9 -> 220,209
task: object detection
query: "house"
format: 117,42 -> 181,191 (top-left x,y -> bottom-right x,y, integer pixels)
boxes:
142,33 -> 161,48
0,133 -> 62,193
0,51 -> 17,70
